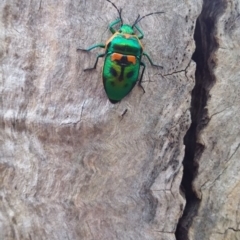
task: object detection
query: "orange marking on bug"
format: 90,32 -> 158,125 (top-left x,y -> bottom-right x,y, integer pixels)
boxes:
124,34 -> 131,39
127,55 -> 136,64
111,53 -> 123,61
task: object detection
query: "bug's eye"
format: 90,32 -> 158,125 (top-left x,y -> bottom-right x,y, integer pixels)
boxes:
119,30 -> 122,33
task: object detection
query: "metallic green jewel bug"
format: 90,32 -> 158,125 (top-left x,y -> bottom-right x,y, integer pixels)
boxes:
78,0 -> 164,104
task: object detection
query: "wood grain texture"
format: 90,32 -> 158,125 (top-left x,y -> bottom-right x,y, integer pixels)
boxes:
0,0 -> 200,239
189,0 -> 240,239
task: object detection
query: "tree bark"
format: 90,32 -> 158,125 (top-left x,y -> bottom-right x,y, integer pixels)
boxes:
0,0 -> 239,240
180,0 -> 240,239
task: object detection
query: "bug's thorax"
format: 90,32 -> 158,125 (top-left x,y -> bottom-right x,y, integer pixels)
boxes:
105,32 -> 140,48
105,26 -> 143,56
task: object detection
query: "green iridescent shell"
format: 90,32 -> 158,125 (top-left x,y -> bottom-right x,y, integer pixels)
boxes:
103,32 -> 143,103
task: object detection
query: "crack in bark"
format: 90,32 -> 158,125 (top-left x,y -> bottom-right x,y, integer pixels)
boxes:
139,182 -> 158,223
207,106 -> 231,122
153,230 -> 174,234
201,142 -> 240,190
159,58 -> 192,79
228,143 -> 240,162
227,227 -> 240,232
215,227 -> 240,235
60,100 -> 86,126
163,69 -> 186,77
175,0 -> 227,239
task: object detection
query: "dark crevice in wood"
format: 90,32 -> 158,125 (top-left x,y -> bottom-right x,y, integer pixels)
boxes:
175,0 -> 227,239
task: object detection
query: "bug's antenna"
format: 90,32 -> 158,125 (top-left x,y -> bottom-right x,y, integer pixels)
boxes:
132,11 -> 164,27
106,0 -> 123,26
132,14 -> 140,27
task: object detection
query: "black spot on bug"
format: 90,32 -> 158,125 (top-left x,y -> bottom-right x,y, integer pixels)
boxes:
114,44 -> 125,52
114,55 -> 128,66
114,44 -> 131,52
119,56 -> 129,66
110,67 -> 118,77
126,71 -> 134,78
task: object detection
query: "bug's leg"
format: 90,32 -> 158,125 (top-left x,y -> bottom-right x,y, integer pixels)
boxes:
109,18 -> 121,34
84,53 -> 105,71
77,43 -> 105,52
134,24 -> 144,39
138,62 -> 146,93
143,52 -> 163,68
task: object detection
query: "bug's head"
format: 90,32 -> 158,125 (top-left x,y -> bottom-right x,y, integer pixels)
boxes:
119,24 -> 134,35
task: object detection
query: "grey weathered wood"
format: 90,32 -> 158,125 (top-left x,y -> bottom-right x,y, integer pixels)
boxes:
1,0 -> 200,239
188,0 -> 240,239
